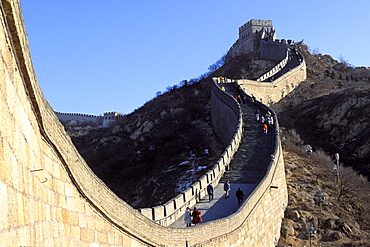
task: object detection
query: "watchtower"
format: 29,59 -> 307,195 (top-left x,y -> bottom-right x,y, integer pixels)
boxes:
227,19 -> 276,59
103,111 -> 122,127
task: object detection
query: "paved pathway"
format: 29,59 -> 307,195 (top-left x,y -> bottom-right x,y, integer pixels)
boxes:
170,183 -> 255,228
170,83 -> 275,228
263,50 -> 300,82
219,83 -> 274,184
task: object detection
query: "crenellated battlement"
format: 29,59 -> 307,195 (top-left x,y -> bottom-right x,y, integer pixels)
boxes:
239,19 -> 273,32
227,19 -> 291,61
55,111 -> 124,127
55,111 -> 104,118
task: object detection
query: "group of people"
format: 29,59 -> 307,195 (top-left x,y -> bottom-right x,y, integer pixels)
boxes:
234,94 -> 246,105
223,181 -> 244,204
262,27 -> 275,41
184,207 -> 203,227
255,110 -> 274,135
184,181 -> 245,226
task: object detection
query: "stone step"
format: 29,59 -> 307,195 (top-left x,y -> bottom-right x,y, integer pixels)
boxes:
218,83 -> 274,185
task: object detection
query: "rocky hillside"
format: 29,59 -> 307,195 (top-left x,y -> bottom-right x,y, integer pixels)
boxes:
66,80 -> 224,208
61,43 -> 370,237
273,45 -> 370,179
278,141 -> 370,246
63,52 -> 276,208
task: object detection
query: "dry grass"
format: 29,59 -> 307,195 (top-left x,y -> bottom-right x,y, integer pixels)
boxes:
279,129 -> 370,246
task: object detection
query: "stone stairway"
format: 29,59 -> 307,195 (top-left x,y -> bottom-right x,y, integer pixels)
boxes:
218,83 -> 274,184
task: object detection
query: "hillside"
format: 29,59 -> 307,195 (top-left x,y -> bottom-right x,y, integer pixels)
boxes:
61,43 -> 370,245
63,52 -> 277,208
67,80 -> 224,208
279,142 -> 370,246
273,45 -> 370,179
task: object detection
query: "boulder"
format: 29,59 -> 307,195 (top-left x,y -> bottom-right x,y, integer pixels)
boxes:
332,231 -> 342,241
285,209 -> 300,221
281,223 -> 295,239
341,222 -> 352,236
325,219 -> 337,230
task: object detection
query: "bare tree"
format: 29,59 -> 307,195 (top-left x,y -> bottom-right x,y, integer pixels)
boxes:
338,55 -> 354,68
336,164 -> 367,201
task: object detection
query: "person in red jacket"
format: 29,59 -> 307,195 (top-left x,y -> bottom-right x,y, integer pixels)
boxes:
191,207 -> 203,225
263,123 -> 268,135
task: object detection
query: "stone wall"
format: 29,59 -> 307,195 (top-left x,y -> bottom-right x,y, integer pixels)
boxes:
257,50 -> 289,82
227,19 -> 274,59
192,98 -> 288,246
238,58 -> 307,105
55,112 -> 104,126
0,1 -> 154,246
259,39 -> 288,62
139,80 -> 244,226
55,111 -> 124,127
211,79 -> 241,145
0,2 -> 288,246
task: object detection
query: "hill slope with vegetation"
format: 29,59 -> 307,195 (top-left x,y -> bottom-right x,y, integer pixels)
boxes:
274,45 -> 370,179
61,43 -> 370,245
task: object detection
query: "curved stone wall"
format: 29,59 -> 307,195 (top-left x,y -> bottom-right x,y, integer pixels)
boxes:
237,57 -> 307,105
0,1 -> 156,246
211,79 -> 242,145
0,1 -> 287,246
139,80 -> 244,226
257,50 -> 289,82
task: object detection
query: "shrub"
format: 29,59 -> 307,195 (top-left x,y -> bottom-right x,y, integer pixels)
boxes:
337,164 -> 368,202
283,129 -> 305,155
310,149 -> 333,168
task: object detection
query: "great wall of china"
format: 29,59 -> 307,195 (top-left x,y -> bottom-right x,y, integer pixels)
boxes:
55,111 -> 124,127
0,1 -> 306,246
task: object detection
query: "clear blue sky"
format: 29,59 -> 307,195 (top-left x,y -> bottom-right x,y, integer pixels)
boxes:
20,1 -> 369,116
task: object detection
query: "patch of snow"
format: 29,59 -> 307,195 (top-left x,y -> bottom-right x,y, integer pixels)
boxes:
174,158 -> 207,193
175,181 -> 193,193
179,160 -> 190,166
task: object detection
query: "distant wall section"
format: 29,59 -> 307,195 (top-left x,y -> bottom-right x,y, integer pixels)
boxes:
259,39 -> 287,62
55,111 -> 124,127
238,57 -> 307,105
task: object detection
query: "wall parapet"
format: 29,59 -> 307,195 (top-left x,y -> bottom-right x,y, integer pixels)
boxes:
55,111 -> 104,118
55,111 -> 124,127
257,50 -> 289,82
138,79 -> 244,226
238,52 -> 306,105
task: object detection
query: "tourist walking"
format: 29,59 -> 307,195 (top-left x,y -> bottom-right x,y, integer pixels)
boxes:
266,115 -> 274,129
184,207 -> 192,227
250,94 -> 256,106
191,207 -> 203,225
223,181 -> 230,199
236,188 -> 245,204
263,123 -> 268,135
255,110 -> 260,121
207,184 -> 214,201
